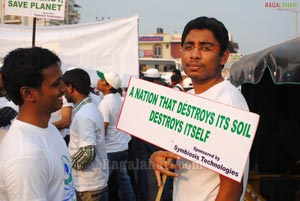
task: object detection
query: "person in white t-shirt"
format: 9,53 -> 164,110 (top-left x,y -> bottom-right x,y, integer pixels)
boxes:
0,47 -> 76,201
97,71 -> 135,201
150,17 -> 249,201
0,68 -> 18,112
50,95 -> 73,145
171,69 -> 184,92
0,68 -> 18,142
63,68 -> 109,201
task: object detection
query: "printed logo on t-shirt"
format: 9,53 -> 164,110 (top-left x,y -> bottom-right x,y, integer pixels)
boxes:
62,155 -> 76,201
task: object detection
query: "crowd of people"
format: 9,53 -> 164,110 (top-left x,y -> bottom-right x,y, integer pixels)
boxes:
0,16 -> 250,201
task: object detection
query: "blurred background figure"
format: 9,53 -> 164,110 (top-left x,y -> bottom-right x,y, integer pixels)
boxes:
63,68 -> 109,201
183,77 -> 193,92
0,67 -> 18,142
172,69 -> 181,77
0,67 -> 18,111
170,74 -> 183,91
143,68 -> 161,83
181,71 -> 188,81
50,96 -> 73,145
97,71 -> 135,201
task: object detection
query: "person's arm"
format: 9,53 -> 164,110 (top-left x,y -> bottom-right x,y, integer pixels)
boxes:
103,121 -> 108,136
150,150 -> 180,187
71,145 -> 95,171
52,106 -> 72,129
215,174 -> 243,201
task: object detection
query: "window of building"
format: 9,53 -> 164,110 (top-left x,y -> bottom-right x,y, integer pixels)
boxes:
154,45 -> 162,58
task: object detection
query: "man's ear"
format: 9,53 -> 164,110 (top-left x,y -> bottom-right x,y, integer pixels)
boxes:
220,49 -> 230,66
20,86 -> 35,102
67,84 -> 74,93
106,83 -> 112,90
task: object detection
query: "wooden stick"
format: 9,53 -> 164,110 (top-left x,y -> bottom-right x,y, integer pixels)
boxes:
155,158 -> 172,201
155,174 -> 168,201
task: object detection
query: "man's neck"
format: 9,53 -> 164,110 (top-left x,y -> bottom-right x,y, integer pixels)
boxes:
73,95 -> 88,105
193,76 -> 224,94
102,91 -> 112,96
17,106 -> 50,128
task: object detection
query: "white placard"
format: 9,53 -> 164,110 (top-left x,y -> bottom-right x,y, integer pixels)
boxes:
5,0 -> 66,20
117,77 -> 260,182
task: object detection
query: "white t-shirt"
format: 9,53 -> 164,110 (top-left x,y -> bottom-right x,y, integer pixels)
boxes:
69,102 -> 109,192
98,93 -> 131,153
0,98 -> 17,144
0,97 -> 18,112
173,83 -> 184,91
0,119 -> 76,201
174,80 -> 249,201
0,125 -> 9,144
90,92 -> 102,106
50,96 -> 73,137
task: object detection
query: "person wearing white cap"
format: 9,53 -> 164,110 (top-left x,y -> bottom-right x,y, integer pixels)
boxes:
182,77 -> 194,92
143,68 -> 161,81
97,71 -> 135,201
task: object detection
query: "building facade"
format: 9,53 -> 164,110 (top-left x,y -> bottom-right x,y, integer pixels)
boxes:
139,28 -> 181,59
139,28 -> 242,60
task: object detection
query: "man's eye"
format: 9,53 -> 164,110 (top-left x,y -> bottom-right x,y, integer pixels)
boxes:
183,45 -> 193,50
52,80 -> 62,87
200,46 -> 212,51
52,82 -> 60,87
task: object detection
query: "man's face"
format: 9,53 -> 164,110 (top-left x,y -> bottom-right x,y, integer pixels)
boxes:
63,85 -> 73,103
35,65 -> 66,114
97,79 -> 109,93
181,29 -> 229,84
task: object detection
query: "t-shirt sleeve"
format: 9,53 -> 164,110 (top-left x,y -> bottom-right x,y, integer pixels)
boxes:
98,102 -> 110,123
77,118 -> 97,147
2,158 -> 48,201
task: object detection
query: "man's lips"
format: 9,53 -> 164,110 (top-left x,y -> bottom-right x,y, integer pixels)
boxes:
186,64 -> 204,70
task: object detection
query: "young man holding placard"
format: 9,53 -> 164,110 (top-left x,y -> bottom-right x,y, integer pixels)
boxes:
150,16 -> 249,201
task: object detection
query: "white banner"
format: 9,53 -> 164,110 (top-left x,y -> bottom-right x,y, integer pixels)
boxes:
5,0 -> 66,20
0,15 -> 139,86
117,77 -> 260,182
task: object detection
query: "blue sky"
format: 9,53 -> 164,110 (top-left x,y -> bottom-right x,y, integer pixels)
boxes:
76,0 -> 299,54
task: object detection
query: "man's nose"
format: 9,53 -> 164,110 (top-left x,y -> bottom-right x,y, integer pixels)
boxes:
190,47 -> 202,59
60,81 -> 67,93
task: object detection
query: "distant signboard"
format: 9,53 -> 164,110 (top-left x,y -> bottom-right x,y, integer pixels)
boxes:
139,36 -> 164,42
5,0 -> 66,20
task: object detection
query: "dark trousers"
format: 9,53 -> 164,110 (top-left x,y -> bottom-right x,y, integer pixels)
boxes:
76,187 -> 108,201
107,150 -> 136,201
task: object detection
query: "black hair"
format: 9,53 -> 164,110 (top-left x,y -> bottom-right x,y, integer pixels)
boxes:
181,16 -> 229,55
109,87 -> 118,94
172,69 -> 182,78
63,68 -> 91,96
2,47 -> 61,105
171,75 -> 181,84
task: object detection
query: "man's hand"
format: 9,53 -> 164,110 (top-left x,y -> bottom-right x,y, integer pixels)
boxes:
150,151 -> 180,187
